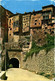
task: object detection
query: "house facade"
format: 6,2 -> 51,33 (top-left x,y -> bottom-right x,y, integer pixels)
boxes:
8,14 -> 22,42
22,12 -> 31,35
8,5 -> 55,44
0,5 -> 13,43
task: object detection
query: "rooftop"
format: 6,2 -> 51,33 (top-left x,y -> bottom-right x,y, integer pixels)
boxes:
42,4 -> 55,9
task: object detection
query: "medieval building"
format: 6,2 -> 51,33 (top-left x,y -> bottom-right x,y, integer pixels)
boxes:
0,5 -> 13,43
8,5 -> 55,45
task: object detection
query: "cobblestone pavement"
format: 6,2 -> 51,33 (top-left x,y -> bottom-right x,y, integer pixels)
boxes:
0,68 -> 51,81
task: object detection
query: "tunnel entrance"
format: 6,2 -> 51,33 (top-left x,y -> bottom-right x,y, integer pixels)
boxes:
9,58 -> 19,68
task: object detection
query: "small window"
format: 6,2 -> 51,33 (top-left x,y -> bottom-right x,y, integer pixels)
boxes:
6,15 -> 8,16
34,23 -> 37,25
39,23 -> 40,25
9,34 -> 11,36
10,28 -> 12,30
42,22 -> 43,24
45,27 -> 47,29
35,20 -> 37,22
9,27 -> 10,28
44,32 -> 47,34
51,31 -> 54,34
33,30 -> 36,34
43,16 -> 45,19
9,19 -> 11,25
27,42 -> 30,45
50,29 -> 51,32
38,39 -> 41,42
10,19 -> 11,23
51,24 -> 53,26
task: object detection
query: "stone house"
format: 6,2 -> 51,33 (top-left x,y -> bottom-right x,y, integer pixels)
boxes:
0,5 -> 13,43
8,13 -> 22,42
22,12 -> 31,35
42,5 -> 55,35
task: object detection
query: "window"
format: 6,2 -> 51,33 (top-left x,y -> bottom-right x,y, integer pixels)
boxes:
13,22 -> 15,27
46,16 -> 49,19
9,27 -> 10,28
42,22 -> 43,24
35,20 -> 37,22
9,34 -> 11,36
13,21 -> 19,27
51,24 -> 53,26
44,32 -> 47,34
51,31 -> 54,34
27,42 -> 30,45
9,19 -> 11,25
39,23 -> 40,25
50,29 -> 51,32
43,16 -> 45,19
10,28 -> 12,30
10,19 -> 11,23
45,27 -> 47,29
43,15 -> 49,19
38,39 -> 41,42
34,23 -> 37,25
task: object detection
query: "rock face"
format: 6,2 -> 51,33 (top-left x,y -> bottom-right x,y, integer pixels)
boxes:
22,48 -> 54,74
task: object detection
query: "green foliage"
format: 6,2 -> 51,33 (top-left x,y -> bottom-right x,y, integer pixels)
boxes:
45,34 -> 54,44
39,72 -> 45,75
52,73 -> 55,77
45,74 -> 51,78
24,41 -> 41,61
9,64 -> 13,68
43,34 -> 54,53
20,44 -> 23,48
24,34 -> 54,61
25,36 -> 30,42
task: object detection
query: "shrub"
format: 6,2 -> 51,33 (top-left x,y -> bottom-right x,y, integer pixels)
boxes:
39,72 -> 45,75
45,74 -> 51,78
24,34 -> 54,61
52,73 -> 55,77
9,64 -> 13,68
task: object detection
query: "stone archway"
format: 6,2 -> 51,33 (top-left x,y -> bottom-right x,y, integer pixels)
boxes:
9,58 -> 19,68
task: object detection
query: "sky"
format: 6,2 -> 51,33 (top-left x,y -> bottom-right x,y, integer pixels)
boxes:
0,0 -> 55,14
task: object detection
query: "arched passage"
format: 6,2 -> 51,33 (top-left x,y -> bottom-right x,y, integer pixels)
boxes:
9,58 -> 19,68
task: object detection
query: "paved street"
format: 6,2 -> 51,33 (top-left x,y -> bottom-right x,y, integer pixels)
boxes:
2,68 -> 51,81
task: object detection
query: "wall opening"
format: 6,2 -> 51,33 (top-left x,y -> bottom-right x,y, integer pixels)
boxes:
9,58 -> 19,68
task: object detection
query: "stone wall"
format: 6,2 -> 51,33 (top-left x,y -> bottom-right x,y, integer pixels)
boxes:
21,48 -> 54,74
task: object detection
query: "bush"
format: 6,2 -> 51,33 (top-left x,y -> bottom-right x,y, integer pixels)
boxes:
45,74 -> 51,78
39,72 -> 45,75
24,34 -> 54,61
52,73 -> 55,77
9,64 -> 13,68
